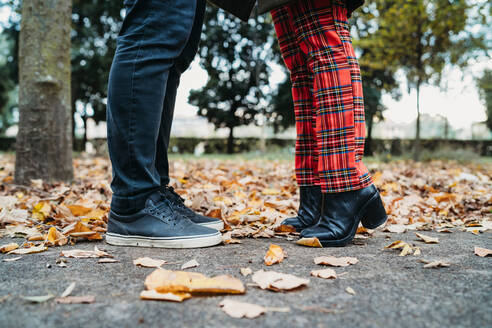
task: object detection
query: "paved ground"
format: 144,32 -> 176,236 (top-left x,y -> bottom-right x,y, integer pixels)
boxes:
0,230 -> 491,328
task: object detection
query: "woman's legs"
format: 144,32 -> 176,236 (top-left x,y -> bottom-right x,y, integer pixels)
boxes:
272,6 -> 323,231
288,0 -> 372,193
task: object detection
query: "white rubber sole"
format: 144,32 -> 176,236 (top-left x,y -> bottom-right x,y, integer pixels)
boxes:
198,221 -> 224,230
105,232 -> 222,249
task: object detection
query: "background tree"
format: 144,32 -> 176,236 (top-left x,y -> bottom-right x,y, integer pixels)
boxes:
477,69 -> 492,131
15,0 -> 73,183
189,7 -> 276,153
71,0 -> 122,147
368,0 -> 486,160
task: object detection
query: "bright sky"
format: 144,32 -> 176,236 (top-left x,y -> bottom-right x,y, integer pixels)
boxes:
175,57 -> 490,130
1,7 -> 489,130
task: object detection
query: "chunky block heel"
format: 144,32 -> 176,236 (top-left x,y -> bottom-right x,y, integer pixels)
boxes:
360,193 -> 387,229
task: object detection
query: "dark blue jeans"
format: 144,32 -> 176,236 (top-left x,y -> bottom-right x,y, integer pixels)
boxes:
107,0 -> 206,214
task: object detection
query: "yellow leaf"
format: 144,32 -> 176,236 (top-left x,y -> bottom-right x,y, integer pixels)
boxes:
32,202 -> 51,222
264,244 -> 285,266
144,269 -> 245,294
296,237 -> 323,248
66,204 -> 92,217
44,227 -> 68,246
262,188 -> 281,196
0,243 -> 19,253
140,290 -> 191,302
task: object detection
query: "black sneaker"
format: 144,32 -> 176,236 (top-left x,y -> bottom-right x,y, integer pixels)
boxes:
161,186 -> 224,230
106,192 -> 222,249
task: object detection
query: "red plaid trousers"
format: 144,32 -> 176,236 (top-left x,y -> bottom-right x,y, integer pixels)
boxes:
272,0 -> 372,193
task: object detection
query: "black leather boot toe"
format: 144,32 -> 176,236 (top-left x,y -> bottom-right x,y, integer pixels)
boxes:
281,185 -> 322,232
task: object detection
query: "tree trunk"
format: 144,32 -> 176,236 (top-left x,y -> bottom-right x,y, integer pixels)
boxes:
15,0 -> 73,184
365,113 -> 374,156
227,127 -> 234,154
413,82 -> 421,161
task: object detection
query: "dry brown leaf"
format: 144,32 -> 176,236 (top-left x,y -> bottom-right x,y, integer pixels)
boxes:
274,224 -> 297,233
252,270 -> 309,291
474,246 -> 492,257
346,287 -> 356,295
222,232 -> 242,244
423,261 -> 451,268
181,259 -> 200,270
55,296 -> 95,304
415,232 -> 439,244
140,290 -> 191,302
240,267 -> 253,277
32,202 -> 51,222
60,246 -> 111,258
296,237 -> 322,248
384,240 -> 407,249
383,225 -> 407,233
0,243 -> 19,253
133,257 -> 167,268
8,244 -> 47,255
399,244 -> 414,256
314,256 -> 358,267
310,269 -> 337,279
62,221 -> 102,240
144,269 -> 245,294
66,204 -> 92,217
219,299 -> 267,319
264,244 -> 285,266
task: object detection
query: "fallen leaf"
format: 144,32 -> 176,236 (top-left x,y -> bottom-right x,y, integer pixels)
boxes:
252,270 -> 309,292
62,221 -> 102,240
181,259 -> 199,270
134,257 -> 167,268
55,296 -> 95,304
264,244 -> 285,266
413,247 -> 422,256
20,294 -> 54,303
32,202 -> 51,222
274,224 -> 297,233
423,261 -> 451,268
219,299 -> 267,319
3,256 -> 22,262
310,269 -> 337,279
415,233 -> 439,244
60,282 -> 76,298
399,244 -> 414,256
60,246 -> 112,258
474,246 -> 492,257
296,237 -> 322,248
383,225 -> 407,233
45,227 -> 68,246
66,204 -> 92,216
240,267 -> 253,277
262,188 -> 281,196
98,258 -> 119,263
314,256 -> 358,267
384,240 -> 407,249
0,243 -> 19,253
144,269 -> 245,294
8,244 -> 47,255
346,287 -> 356,295
140,290 -> 191,302
222,232 -> 242,244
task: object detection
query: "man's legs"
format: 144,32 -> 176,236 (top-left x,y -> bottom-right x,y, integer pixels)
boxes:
106,0 -> 222,248
107,0 -> 198,214
155,0 -> 206,186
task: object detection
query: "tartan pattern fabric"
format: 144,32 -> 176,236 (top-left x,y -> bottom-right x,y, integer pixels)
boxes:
272,0 -> 372,193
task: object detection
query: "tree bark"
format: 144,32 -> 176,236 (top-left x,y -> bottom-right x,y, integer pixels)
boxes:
15,0 -> 73,184
413,82 -> 421,161
365,113 -> 374,156
227,127 -> 234,154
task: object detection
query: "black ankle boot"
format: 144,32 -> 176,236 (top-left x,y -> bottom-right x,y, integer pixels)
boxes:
300,185 -> 387,247
281,185 -> 322,232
